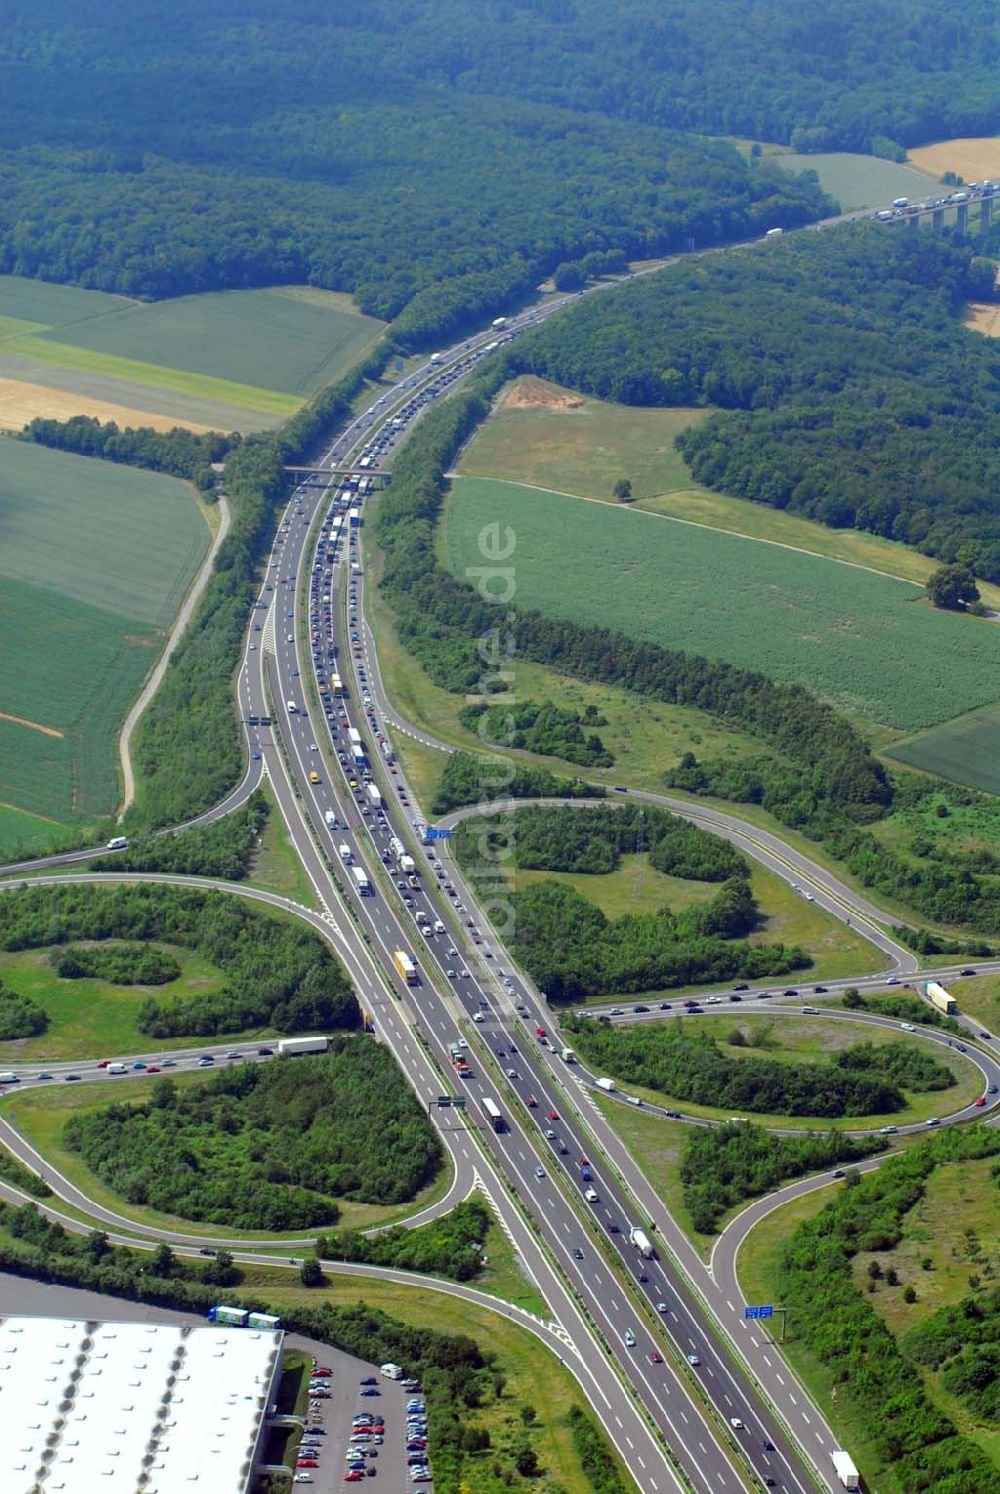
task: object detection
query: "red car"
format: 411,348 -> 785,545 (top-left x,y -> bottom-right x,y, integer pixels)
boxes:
976,1096 -> 987,1107
536,1027 -> 547,1039
146,1066 -> 161,1074
312,1367 -> 333,1376
526,1096 -> 538,1108
96,1060 -> 110,1069
547,1110 -> 559,1121
344,1474 -> 364,1483
648,1350 -> 663,1364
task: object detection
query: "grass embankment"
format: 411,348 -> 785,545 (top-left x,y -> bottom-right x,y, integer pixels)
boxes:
586,1015 -> 981,1132
246,780 -> 319,908
944,974 -> 1000,1033
6,1074 -> 454,1242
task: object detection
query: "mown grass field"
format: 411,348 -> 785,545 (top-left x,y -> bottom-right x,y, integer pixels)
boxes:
0,276 -> 385,431
7,1072 -> 454,1240
885,702 -> 1000,796
443,476 -> 1000,732
0,942 -> 231,1063
0,804 -> 65,859
590,1014 -> 981,1131
770,151 -> 937,210
0,441 -> 209,834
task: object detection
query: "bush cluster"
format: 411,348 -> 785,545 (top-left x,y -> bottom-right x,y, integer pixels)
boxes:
430,751 -> 596,815
91,792 -> 269,880
52,943 -> 181,986
458,698 -> 613,767
0,979 -> 48,1039
317,1199 -> 488,1282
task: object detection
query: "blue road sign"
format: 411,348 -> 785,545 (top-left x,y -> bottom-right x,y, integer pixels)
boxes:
425,827 -> 451,841
744,1305 -> 774,1320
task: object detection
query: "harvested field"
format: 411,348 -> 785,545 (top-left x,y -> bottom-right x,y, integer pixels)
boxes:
907,136 -> 1000,181
0,376 -> 217,434
965,301 -> 1000,337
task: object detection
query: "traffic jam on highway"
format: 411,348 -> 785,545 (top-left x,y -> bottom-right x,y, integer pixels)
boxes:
255,344 -> 816,1494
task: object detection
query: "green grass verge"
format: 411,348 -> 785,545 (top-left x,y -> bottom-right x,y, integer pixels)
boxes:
246,779 -> 319,908
591,1093 -> 707,1250
589,1015 -> 981,1131
943,974 -> 1000,1034
475,1218 -> 549,1318
443,476 -> 1000,734
6,1073 -> 455,1241
237,1268 -> 638,1492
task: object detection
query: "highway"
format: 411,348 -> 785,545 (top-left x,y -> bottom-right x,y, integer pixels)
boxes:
4,194 -> 1000,1492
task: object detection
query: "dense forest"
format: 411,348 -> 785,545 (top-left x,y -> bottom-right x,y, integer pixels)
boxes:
0,883 -> 358,1037
63,1047 -> 441,1231
511,226 -> 1000,581
775,1127 -> 1000,1490
0,2 -> 834,343
681,1123 -> 886,1233
564,1015 -> 954,1116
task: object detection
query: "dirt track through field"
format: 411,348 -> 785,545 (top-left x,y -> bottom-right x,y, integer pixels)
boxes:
0,711 -> 63,738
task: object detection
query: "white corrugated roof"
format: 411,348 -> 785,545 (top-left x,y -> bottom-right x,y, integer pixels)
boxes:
0,1315 -> 282,1493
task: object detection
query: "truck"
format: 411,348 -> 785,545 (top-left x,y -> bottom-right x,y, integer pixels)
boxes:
491,316 -> 508,329
278,1036 -> 330,1056
925,980 -> 957,1015
482,1096 -> 505,1132
348,507 -> 361,527
347,727 -> 362,748
561,1047 -> 576,1063
324,809 -> 338,828
764,226 -> 783,239
380,740 -> 394,763
366,783 -> 382,808
629,1227 -> 655,1260
399,854 -> 416,875
339,843 -> 352,863
390,836 -> 404,858
352,865 -> 371,895
595,1077 -> 616,1092
208,1306 -> 282,1330
351,747 -> 366,768
415,910 -> 428,925
892,197 -> 909,209
830,1450 -> 860,1490
393,949 -> 418,985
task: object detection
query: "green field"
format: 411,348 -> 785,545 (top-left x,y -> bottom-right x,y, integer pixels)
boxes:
457,380 -> 1000,611
0,276 -> 385,430
769,151 -> 938,211
443,477 -> 1000,732
0,441 -> 209,831
0,943 -> 232,1062
886,703 -> 1000,796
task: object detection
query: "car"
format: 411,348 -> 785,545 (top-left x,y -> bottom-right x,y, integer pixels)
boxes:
832,1169 -> 845,1179
257,1047 -> 273,1056
900,1022 -> 916,1032
611,1007 -> 624,1016
294,1477 -> 314,1485
506,1068 -> 518,1079
656,1301 -> 668,1313
732,984 -> 748,992
990,1085 -> 999,1095
35,1072 -> 53,1081
609,1221 -> 620,1233
648,1350 -> 663,1364
198,1247 -> 217,1257
534,1165 -> 546,1179
638,1270 -> 648,1281
926,1116 -> 941,1126
633,1004 -> 649,1013
879,1125 -> 898,1134
729,1417 -> 744,1430
763,1440 -> 775,1451
547,1110 -> 559,1121
961,969 -> 977,977
976,1096 -> 987,1107
686,1353 -> 700,1366
980,1031 -> 992,1040
132,1060 -> 147,1070
665,1109 -> 681,1119
225,1050 -> 242,1060
344,1475 -> 364,1484
729,994 -> 742,1002
359,1386 -> 380,1396
64,1074 -> 81,1081
573,1248 -> 584,1260
358,1376 -> 376,1385
526,1095 -> 538,1108
623,1329 -> 636,1347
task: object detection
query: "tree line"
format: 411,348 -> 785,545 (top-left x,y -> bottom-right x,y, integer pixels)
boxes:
20,416 -> 230,492
681,1122 -> 886,1234
64,1046 -> 441,1232
0,883 -> 358,1038
316,1199 -> 489,1282
511,224 -> 1000,582
563,1016 -> 953,1117
775,1126 -> 1000,1489
430,751 -> 595,815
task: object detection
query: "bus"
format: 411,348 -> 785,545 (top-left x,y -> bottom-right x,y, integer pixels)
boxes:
330,672 -> 345,697
482,1097 -> 505,1133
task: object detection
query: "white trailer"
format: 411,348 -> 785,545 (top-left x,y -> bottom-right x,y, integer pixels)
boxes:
352,865 -> 371,895
561,1047 -> 576,1063
366,783 -> 382,808
925,980 -> 957,1015
629,1227 -> 655,1259
595,1077 -> 615,1092
830,1450 -> 860,1490
278,1036 -> 330,1056
399,854 -> 416,875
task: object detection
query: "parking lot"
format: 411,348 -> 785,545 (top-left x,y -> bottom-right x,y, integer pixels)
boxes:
292,1362 -> 431,1492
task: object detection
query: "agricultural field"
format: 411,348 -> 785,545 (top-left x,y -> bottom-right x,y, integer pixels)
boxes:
907,136 -> 1000,183
885,704 -> 1000,796
769,151 -> 937,211
0,277 -> 385,433
0,441 -> 209,837
443,477 -> 1000,733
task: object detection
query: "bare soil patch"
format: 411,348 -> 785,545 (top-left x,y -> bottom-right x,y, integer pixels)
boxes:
501,375 -> 584,412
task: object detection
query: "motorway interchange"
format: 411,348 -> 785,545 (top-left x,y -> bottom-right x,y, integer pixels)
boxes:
4,212 -> 1000,1492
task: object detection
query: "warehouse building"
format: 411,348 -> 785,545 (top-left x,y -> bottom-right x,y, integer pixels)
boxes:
0,1313 -> 283,1492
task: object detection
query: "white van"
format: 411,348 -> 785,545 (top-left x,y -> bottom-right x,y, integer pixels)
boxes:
286,700 -> 298,714
380,1362 -> 403,1380
106,836 -> 129,851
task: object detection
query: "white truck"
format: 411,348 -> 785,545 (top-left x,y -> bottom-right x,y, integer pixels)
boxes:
347,727 -> 362,748
925,980 -> 957,1015
352,865 -> 371,895
830,1450 -> 860,1490
324,809 -> 338,828
339,843 -> 352,864
491,316 -> 508,329
561,1047 -> 576,1063
595,1077 -> 616,1092
629,1227 -> 655,1259
278,1036 -> 330,1056
399,854 -> 416,875
764,226 -> 783,239
366,783 -> 382,808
